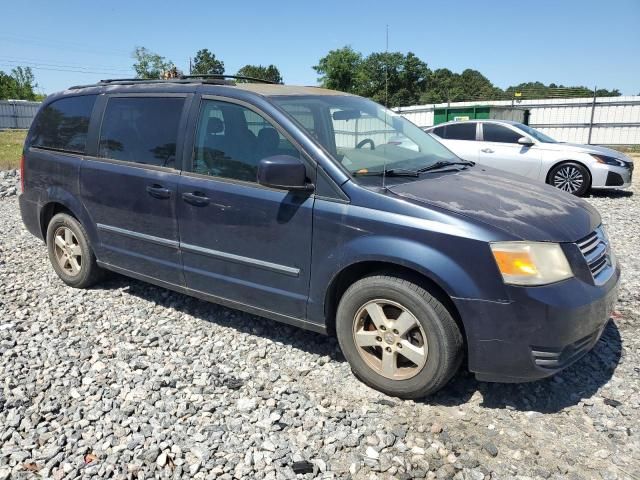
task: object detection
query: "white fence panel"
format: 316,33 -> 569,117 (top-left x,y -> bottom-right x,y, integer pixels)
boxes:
396,96 -> 640,145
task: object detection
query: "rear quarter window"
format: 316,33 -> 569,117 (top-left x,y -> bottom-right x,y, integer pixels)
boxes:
29,95 -> 97,154
438,123 -> 477,141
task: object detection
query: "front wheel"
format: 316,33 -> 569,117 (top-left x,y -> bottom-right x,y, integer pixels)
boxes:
336,275 -> 463,399
549,162 -> 590,196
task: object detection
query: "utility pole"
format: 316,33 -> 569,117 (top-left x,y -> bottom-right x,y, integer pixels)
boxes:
189,57 -> 192,75
587,85 -> 597,145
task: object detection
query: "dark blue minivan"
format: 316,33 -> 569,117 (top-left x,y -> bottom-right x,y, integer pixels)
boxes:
19,77 -> 620,398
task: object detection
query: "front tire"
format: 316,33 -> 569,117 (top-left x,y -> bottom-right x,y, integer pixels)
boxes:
548,162 -> 590,196
336,275 -> 463,399
46,213 -> 104,288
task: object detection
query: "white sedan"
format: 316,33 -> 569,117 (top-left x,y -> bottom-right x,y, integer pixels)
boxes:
425,120 -> 633,196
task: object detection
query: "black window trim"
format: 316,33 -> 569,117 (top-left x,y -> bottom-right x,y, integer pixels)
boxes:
93,92 -> 192,173
182,94 -> 318,192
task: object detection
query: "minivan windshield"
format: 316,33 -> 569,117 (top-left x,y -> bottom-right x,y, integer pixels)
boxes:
516,123 -> 557,143
272,95 -> 460,177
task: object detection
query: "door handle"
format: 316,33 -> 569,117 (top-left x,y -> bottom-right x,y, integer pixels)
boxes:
182,191 -> 210,206
146,184 -> 171,199
481,148 -> 494,154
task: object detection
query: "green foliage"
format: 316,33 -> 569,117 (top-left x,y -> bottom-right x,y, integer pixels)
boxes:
315,46 -> 622,106
0,67 -> 38,100
313,46 -> 363,93
192,49 -> 225,75
236,64 -> 283,84
132,47 -> 175,79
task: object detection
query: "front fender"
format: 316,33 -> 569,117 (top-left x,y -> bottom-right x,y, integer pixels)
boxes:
307,233 -> 502,325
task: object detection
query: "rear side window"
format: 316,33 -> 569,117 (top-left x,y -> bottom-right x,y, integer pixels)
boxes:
435,123 -> 476,141
30,95 -> 96,154
482,123 -> 522,143
98,97 -> 184,168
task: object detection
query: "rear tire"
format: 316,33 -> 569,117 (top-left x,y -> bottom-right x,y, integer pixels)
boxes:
548,162 -> 590,196
46,213 -> 104,288
336,275 -> 463,399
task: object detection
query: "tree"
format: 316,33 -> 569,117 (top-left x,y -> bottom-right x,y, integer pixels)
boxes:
191,49 -> 224,75
313,46 -> 363,93
236,64 -> 282,83
132,47 -> 175,79
354,51 -> 429,107
0,67 -> 38,100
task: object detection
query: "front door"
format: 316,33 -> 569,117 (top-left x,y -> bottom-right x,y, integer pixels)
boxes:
177,97 -> 314,319
80,95 -> 190,285
477,123 -> 542,178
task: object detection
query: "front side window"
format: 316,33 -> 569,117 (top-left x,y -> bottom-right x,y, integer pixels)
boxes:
98,97 -> 184,167
192,100 -> 300,182
30,95 -> 96,153
272,95 -> 457,176
482,123 -> 523,143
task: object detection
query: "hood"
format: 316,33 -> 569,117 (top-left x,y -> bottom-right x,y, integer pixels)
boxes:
543,142 -> 629,160
388,167 -> 601,242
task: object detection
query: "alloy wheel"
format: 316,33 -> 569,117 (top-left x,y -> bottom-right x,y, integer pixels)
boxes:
553,166 -> 584,193
352,299 -> 428,380
53,226 -> 83,276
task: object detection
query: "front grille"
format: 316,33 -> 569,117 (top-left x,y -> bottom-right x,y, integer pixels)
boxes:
576,227 -> 611,281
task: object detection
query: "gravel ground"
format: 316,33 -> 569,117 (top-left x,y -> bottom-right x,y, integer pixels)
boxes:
1,169 -> 638,480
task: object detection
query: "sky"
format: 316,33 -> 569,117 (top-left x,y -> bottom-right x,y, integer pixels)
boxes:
2,0 -> 639,96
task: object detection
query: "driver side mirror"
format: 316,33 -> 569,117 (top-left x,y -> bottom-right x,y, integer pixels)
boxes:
257,155 -> 314,192
517,136 -> 534,146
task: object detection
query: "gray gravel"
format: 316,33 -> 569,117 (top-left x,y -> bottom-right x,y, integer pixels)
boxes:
1,170 -> 639,480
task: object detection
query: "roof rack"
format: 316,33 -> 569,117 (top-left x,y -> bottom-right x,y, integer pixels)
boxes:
181,74 -> 277,84
69,74 -> 278,90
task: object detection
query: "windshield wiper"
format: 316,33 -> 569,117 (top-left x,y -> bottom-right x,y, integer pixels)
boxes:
352,168 -> 419,177
416,160 -> 475,173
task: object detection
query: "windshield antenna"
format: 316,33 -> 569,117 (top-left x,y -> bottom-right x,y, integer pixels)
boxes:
382,23 -> 389,190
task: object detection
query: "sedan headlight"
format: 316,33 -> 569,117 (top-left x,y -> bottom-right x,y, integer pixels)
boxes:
490,242 -> 573,286
591,154 -> 626,167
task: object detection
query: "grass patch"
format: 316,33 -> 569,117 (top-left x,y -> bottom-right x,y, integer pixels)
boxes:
0,129 -> 27,170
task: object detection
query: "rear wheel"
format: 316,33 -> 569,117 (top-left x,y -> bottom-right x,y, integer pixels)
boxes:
549,162 -> 590,196
336,275 -> 463,399
46,213 -> 104,288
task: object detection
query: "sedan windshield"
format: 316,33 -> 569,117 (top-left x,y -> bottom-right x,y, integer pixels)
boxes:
516,123 -> 557,143
271,95 -> 459,176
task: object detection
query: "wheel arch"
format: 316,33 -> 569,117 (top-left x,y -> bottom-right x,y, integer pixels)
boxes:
323,260 -> 467,351
38,188 -> 99,250
545,159 -> 593,188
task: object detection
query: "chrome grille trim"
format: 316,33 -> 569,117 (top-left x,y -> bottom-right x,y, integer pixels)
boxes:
576,226 -> 613,284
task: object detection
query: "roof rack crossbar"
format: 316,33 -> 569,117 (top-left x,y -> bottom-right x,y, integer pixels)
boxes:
180,74 -> 278,84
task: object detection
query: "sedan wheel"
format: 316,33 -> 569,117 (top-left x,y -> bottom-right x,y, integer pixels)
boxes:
551,163 -> 589,195
353,299 -> 428,380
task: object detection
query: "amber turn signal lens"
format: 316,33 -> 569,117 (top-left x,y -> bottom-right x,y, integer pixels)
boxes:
492,251 -> 538,276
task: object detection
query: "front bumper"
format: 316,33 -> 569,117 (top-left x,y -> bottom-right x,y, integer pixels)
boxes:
454,264 -> 620,382
591,163 -> 633,190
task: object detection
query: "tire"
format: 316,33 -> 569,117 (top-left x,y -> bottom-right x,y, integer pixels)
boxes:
548,162 -> 591,196
46,213 -> 104,288
336,275 -> 463,399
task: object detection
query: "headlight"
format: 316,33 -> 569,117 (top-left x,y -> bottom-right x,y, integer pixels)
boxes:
591,154 -> 625,167
490,242 -> 573,286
